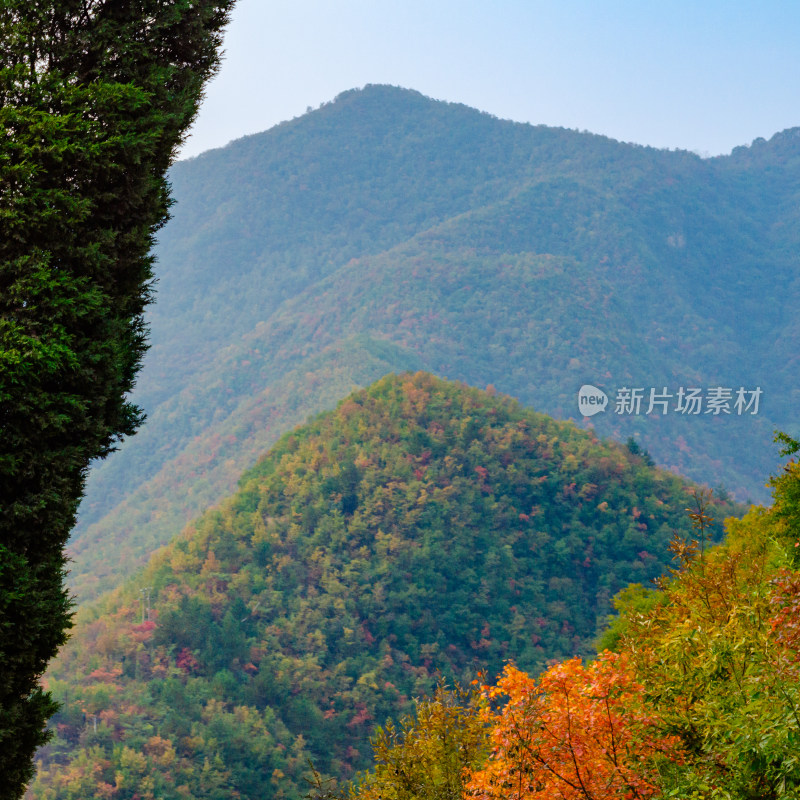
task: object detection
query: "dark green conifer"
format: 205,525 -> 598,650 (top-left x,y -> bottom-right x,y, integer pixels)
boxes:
0,2 -> 234,793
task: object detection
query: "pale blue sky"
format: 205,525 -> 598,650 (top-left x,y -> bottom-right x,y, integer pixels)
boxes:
180,0 -> 800,159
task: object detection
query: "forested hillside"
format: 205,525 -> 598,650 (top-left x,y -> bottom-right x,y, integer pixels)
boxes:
336,433 -> 800,800
69,85 -> 800,601
31,374 -> 741,798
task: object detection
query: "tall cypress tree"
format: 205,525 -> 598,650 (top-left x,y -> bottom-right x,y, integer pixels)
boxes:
0,1 -> 235,793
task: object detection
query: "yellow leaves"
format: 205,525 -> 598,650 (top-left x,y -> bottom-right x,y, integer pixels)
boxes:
354,451 -> 373,470
118,745 -> 147,776
200,549 -> 222,575
605,503 -> 800,794
169,544 -> 202,574
401,374 -> 434,416
181,734 -> 205,753
201,697 -> 228,723
443,454 -> 461,473
251,511 -> 279,549
357,671 -> 380,690
350,681 -> 488,800
143,735 -> 176,767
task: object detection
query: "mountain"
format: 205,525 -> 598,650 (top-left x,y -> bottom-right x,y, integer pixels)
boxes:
69,85 -> 800,602
32,373 -> 741,798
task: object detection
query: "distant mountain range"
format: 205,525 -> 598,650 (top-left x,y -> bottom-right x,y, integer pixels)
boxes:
68,85 -> 800,602
33,374 -> 742,798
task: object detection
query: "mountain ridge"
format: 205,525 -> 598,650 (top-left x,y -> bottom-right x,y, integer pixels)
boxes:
70,84 -> 799,602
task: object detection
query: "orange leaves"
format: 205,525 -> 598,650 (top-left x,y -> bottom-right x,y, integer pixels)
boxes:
86,666 -> 123,683
467,653 -> 682,800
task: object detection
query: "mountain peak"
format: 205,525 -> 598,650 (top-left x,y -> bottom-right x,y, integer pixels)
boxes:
726,125 -> 800,165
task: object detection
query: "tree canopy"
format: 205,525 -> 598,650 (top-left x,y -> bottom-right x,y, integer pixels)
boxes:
0,1 -> 234,794
335,435 -> 800,800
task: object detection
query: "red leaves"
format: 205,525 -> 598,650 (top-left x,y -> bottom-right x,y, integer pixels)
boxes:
347,703 -> 373,728
129,619 -> 156,644
175,647 -> 200,674
770,569 -> 800,659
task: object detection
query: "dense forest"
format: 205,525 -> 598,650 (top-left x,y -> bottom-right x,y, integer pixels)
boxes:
30,374 -> 741,798
68,85 -> 800,603
333,433 -> 800,800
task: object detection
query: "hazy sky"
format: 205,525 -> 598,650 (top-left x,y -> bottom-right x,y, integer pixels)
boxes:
179,0 -> 800,160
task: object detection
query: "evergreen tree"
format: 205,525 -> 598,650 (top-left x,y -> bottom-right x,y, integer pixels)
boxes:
0,1 -> 234,794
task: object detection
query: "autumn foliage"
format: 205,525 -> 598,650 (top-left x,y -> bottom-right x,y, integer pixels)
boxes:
340,448 -> 800,800
35,374 -> 732,799
467,654 -> 682,800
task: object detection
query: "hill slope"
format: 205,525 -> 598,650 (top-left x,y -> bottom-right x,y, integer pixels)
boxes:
70,85 -> 800,600
33,374 -> 741,799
